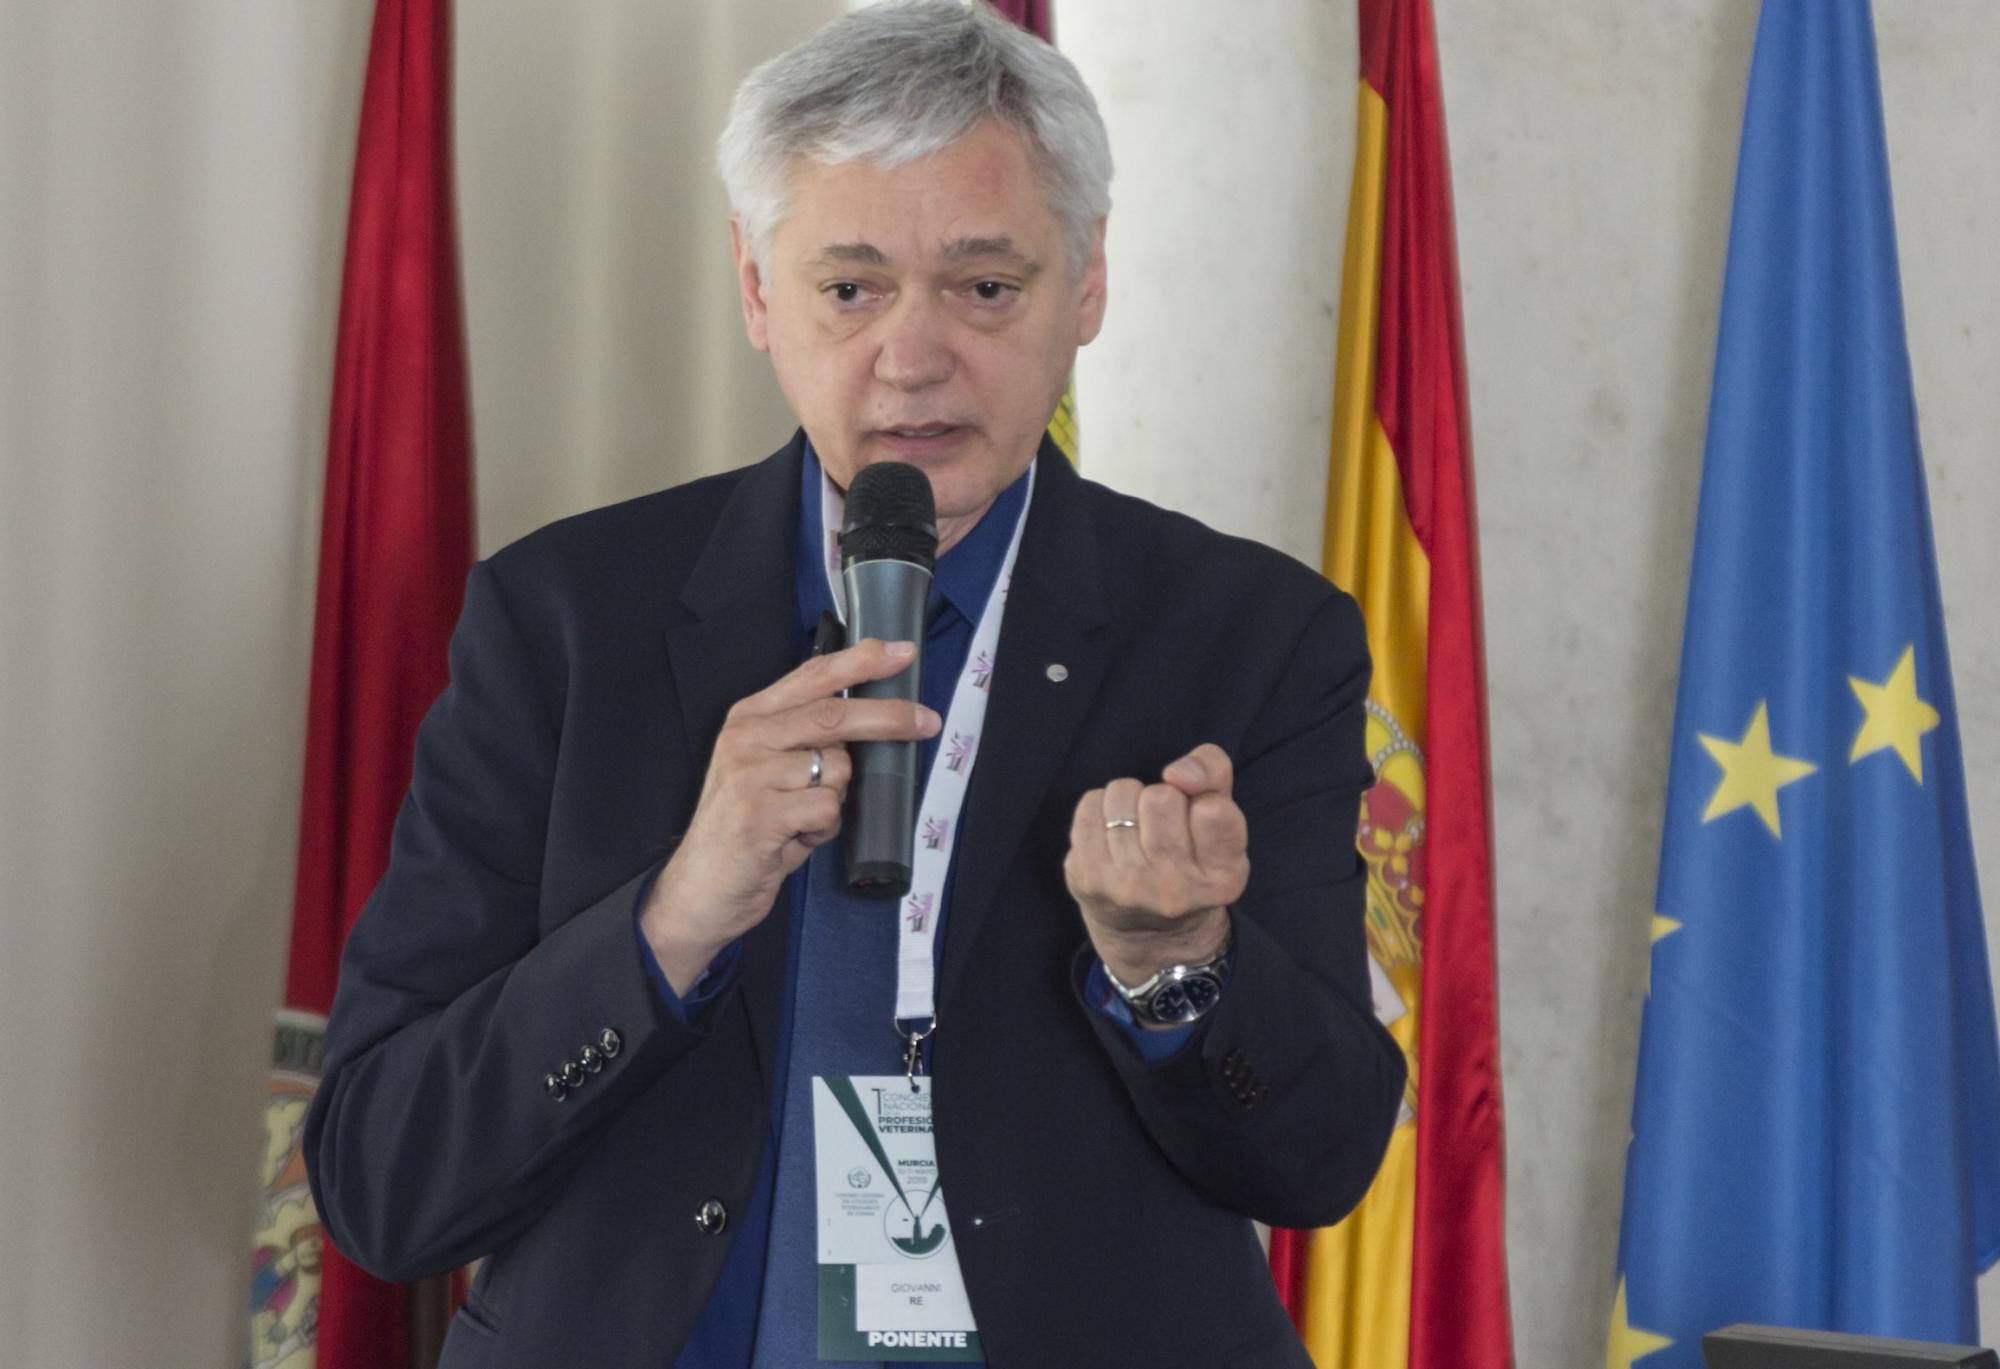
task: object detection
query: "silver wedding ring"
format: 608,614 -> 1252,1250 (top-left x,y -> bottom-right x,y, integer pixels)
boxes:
1104,817 -> 1138,830
807,748 -> 824,788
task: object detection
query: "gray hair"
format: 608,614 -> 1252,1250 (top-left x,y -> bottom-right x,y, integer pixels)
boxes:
716,0 -> 1113,278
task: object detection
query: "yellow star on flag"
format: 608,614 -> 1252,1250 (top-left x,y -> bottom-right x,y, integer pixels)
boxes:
1698,701 -> 1817,838
1645,914 -> 1681,995
1848,644 -> 1939,783
1605,1276 -> 1672,1368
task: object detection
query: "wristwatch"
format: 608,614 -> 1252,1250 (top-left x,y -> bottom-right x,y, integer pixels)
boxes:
1103,934 -> 1233,1026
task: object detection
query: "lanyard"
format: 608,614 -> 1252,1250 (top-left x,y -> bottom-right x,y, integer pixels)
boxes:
820,463 -> 1035,1078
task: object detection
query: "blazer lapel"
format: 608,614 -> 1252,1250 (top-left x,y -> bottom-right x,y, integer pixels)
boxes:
662,433 -> 806,1084
938,445 -> 1111,1007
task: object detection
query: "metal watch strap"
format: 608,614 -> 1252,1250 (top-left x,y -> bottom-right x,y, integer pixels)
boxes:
1103,932 -> 1233,1026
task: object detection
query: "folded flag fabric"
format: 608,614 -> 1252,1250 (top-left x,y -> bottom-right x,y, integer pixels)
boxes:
1269,2 -> 1513,1366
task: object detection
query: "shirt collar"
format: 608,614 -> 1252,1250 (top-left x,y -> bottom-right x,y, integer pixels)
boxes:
796,439 -> 1030,631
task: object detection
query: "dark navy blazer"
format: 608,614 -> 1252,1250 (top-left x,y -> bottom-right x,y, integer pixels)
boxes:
303,434 -> 1405,1368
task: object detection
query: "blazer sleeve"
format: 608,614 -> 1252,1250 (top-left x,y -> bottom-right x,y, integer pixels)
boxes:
302,560 -> 714,1282
1074,588 -> 1407,1229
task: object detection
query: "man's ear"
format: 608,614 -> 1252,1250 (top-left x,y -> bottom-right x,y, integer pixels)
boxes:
729,218 -> 771,352
1077,217 -> 1108,347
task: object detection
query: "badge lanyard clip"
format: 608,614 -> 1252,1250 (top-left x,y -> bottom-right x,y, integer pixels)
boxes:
898,1013 -> 937,1092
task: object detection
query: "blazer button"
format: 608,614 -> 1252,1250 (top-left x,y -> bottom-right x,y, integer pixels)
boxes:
560,1060 -> 586,1088
579,1045 -> 604,1074
694,1198 -> 728,1236
598,1028 -> 623,1059
543,1073 -> 567,1102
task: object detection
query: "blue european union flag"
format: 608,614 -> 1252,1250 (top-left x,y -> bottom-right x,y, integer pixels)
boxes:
1609,4 -> 2000,1365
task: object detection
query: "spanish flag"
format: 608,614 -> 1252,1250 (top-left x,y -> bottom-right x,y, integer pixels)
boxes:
1267,2 -> 1513,1365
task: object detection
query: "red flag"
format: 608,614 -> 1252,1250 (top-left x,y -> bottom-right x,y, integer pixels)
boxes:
989,0 -> 1052,41
250,1 -> 472,1366
1267,1 -> 1512,1365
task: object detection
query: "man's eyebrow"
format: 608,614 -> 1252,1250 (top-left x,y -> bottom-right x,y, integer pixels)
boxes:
806,237 -> 1044,276
942,236 -> 1041,274
809,242 -> 890,267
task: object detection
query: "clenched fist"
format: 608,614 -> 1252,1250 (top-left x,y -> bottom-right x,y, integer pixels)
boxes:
1065,743 -> 1247,990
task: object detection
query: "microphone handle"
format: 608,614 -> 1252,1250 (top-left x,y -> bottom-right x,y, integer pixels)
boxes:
842,558 -> 930,897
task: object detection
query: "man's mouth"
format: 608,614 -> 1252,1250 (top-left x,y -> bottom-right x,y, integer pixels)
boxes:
872,423 -> 969,456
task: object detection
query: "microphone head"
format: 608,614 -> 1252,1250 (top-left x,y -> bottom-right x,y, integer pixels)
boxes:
840,461 -> 938,570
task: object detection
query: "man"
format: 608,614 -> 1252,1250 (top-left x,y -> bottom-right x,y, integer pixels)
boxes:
303,4 -> 1403,1366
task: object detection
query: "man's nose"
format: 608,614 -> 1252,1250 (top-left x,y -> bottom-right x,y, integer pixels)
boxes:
873,294 -> 955,391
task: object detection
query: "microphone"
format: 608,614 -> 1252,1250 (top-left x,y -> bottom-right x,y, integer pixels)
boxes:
839,461 -> 937,897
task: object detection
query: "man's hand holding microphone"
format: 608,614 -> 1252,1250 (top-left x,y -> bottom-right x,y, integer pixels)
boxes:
639,639 -> 940,996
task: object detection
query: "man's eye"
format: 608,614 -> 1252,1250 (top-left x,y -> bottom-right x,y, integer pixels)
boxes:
828,282 -> 863,304
971,281 -> 1015,302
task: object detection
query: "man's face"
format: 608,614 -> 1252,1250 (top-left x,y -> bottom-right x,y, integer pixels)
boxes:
732,119 -> 1107,540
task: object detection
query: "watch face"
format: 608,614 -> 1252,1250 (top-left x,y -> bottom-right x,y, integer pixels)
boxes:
1149,971 -> 1222,1023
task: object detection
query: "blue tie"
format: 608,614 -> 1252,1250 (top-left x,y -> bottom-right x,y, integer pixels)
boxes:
750,837 -> 914,1367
